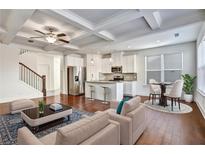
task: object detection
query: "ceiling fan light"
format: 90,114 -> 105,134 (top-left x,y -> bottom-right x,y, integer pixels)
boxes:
46,36 -> 56,44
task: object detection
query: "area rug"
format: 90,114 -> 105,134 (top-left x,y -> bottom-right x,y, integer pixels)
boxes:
0,108 -> 94,145
144,100 -> 193,114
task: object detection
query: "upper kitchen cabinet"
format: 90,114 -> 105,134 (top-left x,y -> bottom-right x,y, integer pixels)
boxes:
111,52 -> 123,66
101,58 -> 112,73
86,54 -> 102,81
65,55 -> 84,67
122,55 -> 137,73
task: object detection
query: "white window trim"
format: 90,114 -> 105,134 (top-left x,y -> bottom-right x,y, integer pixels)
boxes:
197,40 -> 205,93
197,88 -> 205,97
145,52 -> 183,84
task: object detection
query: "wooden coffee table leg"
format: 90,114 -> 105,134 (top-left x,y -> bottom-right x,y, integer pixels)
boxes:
67,115 -> 70,121
22,119 -> 26,124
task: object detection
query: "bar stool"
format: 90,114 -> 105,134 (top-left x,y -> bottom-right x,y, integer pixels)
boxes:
101,86 -> 109,104
88,85 -> 95,100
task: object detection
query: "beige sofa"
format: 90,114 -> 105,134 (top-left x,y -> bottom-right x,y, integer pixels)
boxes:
17,112 -> 120,145
105,96 -> 147,145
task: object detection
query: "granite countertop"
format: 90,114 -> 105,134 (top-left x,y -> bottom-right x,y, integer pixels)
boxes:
86,80 -> 137,84
86,81 -> 120,84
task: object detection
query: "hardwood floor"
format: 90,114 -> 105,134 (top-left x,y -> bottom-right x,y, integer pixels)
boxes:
137,97 -> 205,144
0,94 -> 205,145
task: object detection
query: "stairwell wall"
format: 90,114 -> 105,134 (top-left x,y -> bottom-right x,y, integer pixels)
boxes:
0,43 -> 43,103
19,47 -> 61,97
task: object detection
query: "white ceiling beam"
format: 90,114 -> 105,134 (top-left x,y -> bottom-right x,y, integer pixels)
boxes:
2,10 -> 35,44
95,10 -> 143,31
96,31 -> 115,41
140,10 -> 162,30
43,9 -> 115,42
71,31 -> 92,42
63,44 -> 80,50
44,43 -> 79,51
44,9 -> 94,31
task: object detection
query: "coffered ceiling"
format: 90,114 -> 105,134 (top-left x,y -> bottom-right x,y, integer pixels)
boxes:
0,9 -> 205,54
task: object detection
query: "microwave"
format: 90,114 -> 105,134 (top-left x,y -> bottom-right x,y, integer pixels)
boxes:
111,66 -> 122,73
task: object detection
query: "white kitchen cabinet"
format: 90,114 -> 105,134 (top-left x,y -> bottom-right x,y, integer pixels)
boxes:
122,55 -> 137,73
86,54 -> 102,81
111,52 -> 123,66
65,55 -> 84,67
123,81 -> 137,96
101,58 -> 112,73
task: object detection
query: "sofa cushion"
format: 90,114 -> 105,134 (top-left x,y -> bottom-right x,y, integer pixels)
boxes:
55,112 -> 109,145
80,120 -> 120,145
40,132 -> 57,145
121,96 -> 141,115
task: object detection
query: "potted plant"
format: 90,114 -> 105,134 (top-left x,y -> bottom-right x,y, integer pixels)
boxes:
38,100 -> 46,114
181,74 -> 196,103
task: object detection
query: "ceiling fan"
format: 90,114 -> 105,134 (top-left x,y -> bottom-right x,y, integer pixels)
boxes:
29,27 -> 70,44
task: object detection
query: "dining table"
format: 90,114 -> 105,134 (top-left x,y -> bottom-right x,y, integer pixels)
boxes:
152,82 -> 172,106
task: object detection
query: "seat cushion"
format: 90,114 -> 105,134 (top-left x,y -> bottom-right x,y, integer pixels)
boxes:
10,99 -> 36,114
55,112 -> 109,145
40,132 -> 57,145
121,96 -> 141,115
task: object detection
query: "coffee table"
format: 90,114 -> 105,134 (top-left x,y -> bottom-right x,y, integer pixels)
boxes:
21,104 -> 72,132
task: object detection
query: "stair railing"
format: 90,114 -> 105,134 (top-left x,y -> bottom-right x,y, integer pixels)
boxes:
19,62 -> 46,97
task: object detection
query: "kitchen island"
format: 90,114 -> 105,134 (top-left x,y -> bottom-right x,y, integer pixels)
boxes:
85,81 -> 124,101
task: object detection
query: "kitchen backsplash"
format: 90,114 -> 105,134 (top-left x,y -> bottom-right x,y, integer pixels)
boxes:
99,73 -> 137,81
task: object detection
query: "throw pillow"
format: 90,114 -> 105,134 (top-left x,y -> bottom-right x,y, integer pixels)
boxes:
116,100 -> 125,114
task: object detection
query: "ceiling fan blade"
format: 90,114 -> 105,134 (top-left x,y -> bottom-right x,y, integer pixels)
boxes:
57,33 -> 66,37
34,30 -> 45,35
30,36 -> 44,39
58,39 -> 69,43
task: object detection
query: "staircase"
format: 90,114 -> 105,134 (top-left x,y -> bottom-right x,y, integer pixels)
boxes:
19,62 -> 46,97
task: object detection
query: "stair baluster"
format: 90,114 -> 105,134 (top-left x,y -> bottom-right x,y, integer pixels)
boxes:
19,62 -> 46,97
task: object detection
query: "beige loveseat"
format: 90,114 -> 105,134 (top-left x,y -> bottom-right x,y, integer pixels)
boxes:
105,96 -> 147,145
17,112 -> 120,145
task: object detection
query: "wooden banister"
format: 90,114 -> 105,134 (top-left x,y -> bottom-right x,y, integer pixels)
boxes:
42,75 -> 46,97
19,62 -> 46,97
19,62 -> 42,78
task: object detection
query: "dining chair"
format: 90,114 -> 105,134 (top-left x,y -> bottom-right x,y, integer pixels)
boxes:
164,80 -> 184,111
149,79 -> 161,105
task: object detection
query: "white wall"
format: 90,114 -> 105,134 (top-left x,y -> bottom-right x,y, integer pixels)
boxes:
54,57 -> 61,95
19,51 -> 61,96
128,42 -> 196,96
0,43 -> 43,103
195,22 -> 205,118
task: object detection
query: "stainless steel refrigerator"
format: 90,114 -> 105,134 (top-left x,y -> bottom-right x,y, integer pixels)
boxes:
67,66 -> 86,95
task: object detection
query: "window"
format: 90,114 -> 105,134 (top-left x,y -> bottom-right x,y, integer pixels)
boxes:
197,41 -> 205,94
145,52 -> 183,84
146,55 -> 161,83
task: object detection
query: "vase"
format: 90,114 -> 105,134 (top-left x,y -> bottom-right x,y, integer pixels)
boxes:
39,105 -> 45,114
184,94 -> 193,103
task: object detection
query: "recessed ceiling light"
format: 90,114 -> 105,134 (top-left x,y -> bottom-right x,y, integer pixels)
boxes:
127,45 -> 131,48
156,40 -> 160,43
